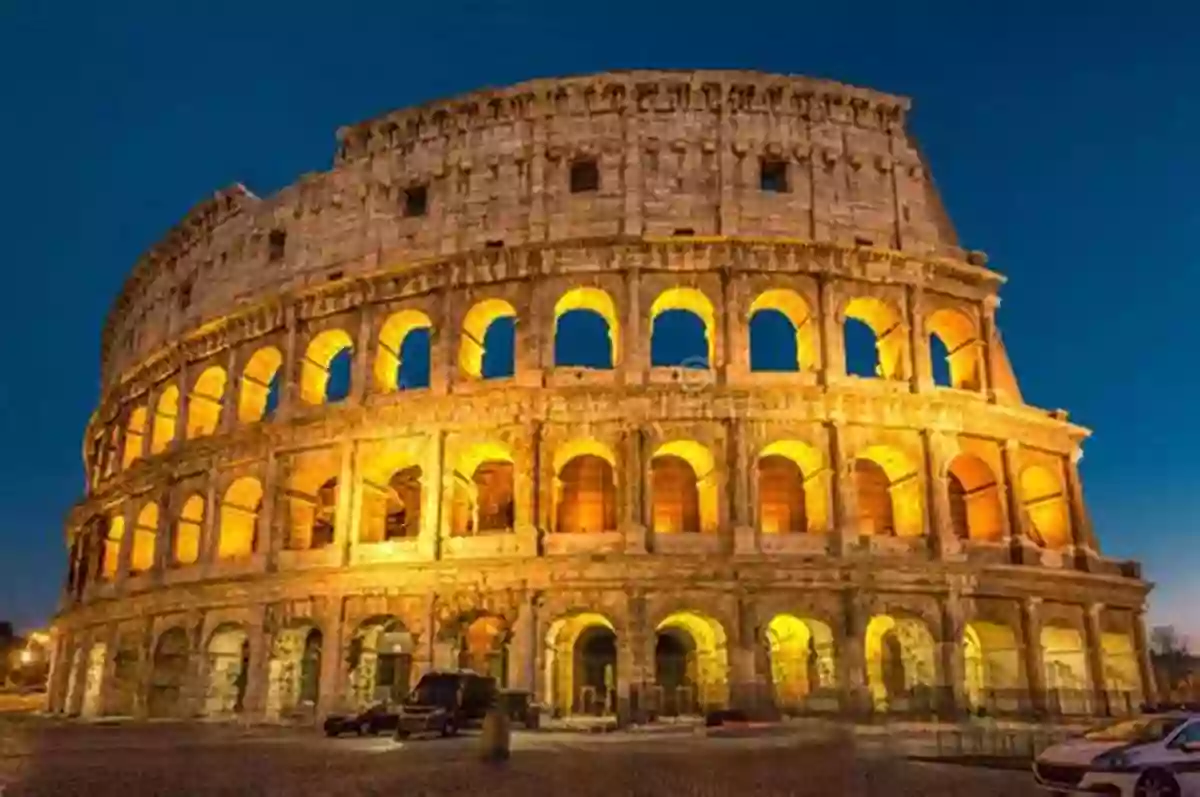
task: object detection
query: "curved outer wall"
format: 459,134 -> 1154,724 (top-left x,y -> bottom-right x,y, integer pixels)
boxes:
54,71 -> 1152,724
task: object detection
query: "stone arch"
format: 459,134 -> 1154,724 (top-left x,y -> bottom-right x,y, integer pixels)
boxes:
554,287 -> 620,369
129,502 -> 158,574
150,384 -> 179,454
217,477 -> 263,559
757,440 -> 826,534
946,454 -> 1004,542
460,299 -> 517,379
748,289 -> 818,372
650,440 -> 719,534
238,346 -> 283,423
204,623 -> 250,717
1020,466 -> 1071,549
186,366 -> 227,439
123,405 -> 148,468
451,441 -> 515,536
285,460 -> 340,551
1041,624 -> 1091,715
865,613 -> 937,711
543,612 -> 618,716
147,627 -> 190,718
375,309 -> 433,391
347,616 -> 416,708
266,622 -> 324,720
1100,631 -> 1142,715
650,287 -> 716,368
359,450 -> 425,544
963,621 -> 1021,712
174,494 -> 205,566
100,513 -> 125,579
927,308 -> 981,389
654,611 -> 728,714
444,613 -> 510,685
553,439 -> 618,534
764,614 -> 836,711
853,445 -> 923,537
300,328 -> 354,405
843,296 -> 906,380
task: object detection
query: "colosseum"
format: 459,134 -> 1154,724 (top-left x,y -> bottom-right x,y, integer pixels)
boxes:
49,70 -> 1154,725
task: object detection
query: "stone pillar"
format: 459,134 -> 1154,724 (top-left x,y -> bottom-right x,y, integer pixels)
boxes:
718,265 -> 736,383
980,296 -> 1001,403
429,286 -> 453,396
828,422 -> 857,556
622,267 -> 645,385
1064,448 -> 1100,554
277,303 -> 299,420
1020,597 -> 1046,716
620,428 -> 647,553
506,592 -> 540,694
1002,440 -> 1035,564
837,590 -> 870,716
334,442 -> 355,566
817,276 -> 843,386
1132,611 -> 1157,707
201,481 -> 220,565
173,364 -> 190,448
133,616 -> 156,719
259,453 -> 280,569
616,591 -> 650,725
350,305 -> 373,403
241,605 -> 271,721
939,593 -> 967,716
729,597 -> 761,715
729,419 -> 755,554
421,431 -> 444,560
115,502 -> 135,587
923,430 -> 958,559
1084,604 -> 1111,717
908,286 -> 932,392
316,598 -> 345,719
219,346 -> 239,435
95,622 -> 121,717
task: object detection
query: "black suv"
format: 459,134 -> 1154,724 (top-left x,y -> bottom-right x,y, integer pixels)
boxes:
394,671 -> 497,739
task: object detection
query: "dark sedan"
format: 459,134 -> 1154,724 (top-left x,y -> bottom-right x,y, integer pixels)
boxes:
323,703 -> 400,737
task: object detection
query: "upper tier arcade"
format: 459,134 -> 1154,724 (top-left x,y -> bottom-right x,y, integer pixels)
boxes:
100,69 -> 963,388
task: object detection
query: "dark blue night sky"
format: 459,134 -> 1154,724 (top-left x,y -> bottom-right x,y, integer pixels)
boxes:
1,1 -> 1197,639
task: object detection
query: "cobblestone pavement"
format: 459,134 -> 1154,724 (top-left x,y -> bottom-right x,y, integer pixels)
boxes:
0,719 -> 1043,796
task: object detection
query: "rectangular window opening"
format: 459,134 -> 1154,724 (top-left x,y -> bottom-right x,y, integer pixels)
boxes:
404,184 -> 428,218
268,229 -> 287,262
760,159 -> 790,193
569,158 -> 600,193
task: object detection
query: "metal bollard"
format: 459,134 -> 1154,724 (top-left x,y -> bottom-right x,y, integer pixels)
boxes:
480,707 -> 511,763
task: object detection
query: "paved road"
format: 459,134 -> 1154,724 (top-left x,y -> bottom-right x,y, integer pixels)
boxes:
0,718 -> 1044,796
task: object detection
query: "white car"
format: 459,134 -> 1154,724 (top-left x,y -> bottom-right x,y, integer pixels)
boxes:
1033,712 -> 1200,796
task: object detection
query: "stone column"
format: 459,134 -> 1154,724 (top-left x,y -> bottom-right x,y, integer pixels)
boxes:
729,419 -> 755,554
718,265 -> 736,384
1064,448 -> 1100,554
620,428 -> 647,553
1084,604 -> 1110,717
616,591 -> 650,725
220,346 -> 239,435
277,303 -> 299,420
923,430 -> 958,559
729,597 -> 761,715
817,276 -> 843,386
350,305 -> 373,403
506,592 -> 540,694
132,616 -> 155,719
201,481 -> 220,565
95,622 -> 121,717
907,286 -> 932,392
980,296 -> 1002,403
622,267 -> 645,385
1002,441 -> 1035,564
429,286 -> 453,396
420,431 -> 444,560
1132,611 -> 1158,707
334,443 -> 355,566
939,593 -> 967,716
260,454 -> 282,570
316,598 -> 345,719
241,605 -> 270,721
1020,597 -> 1046,716
837,590 -> 870,716
828,422 -> 857,556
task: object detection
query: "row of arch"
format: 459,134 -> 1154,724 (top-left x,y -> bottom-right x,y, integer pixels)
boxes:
62,606 -> 1143,721
107,286 -> 989,475
71,435 -> 1074,592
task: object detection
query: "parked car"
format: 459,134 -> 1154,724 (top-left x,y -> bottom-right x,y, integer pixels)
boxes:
323,702 -> 401,737
1033,711 -> 1200,796
394,670 -> 497,739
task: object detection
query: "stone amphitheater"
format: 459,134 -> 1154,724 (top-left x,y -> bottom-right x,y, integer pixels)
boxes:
50,69 -> 1154,725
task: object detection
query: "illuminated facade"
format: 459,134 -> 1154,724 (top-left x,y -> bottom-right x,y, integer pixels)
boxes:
50,70 -> 1154,723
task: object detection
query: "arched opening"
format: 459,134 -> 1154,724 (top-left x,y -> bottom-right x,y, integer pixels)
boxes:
1020,466 -> 1071,549
347,617 -> 415,708
554,288 -> 619,369
100,514 -> 124,580
650,287 -> 715,369
765,615 -> 836,712
266,624 -> 323,720
285,476 -> 338,551
453,614 -> 509,685
946,454 -> 1004,542
375,310 -> 434,391
650,441 -> 718,534
864,614 -> 937,712
553,440 -> 618,534
963,622 -> 1021,713
853,446 -> 923,537
544,612 -> 618,716
238,346 -> 283,423
382,467 -> 423,540
186,366 -> 227,439
300,329 -> 354,405
148,627 -> 189,718
1101,631 -> 1142,716
1041,625 -> 1091,715
108,634 -> 140,716
130,502 -> 158,574
150,385 -> 179,454
757,440 -> 826,534
843,297 -> 906,380
927,308 -> 981,390
174,494 -> 204,566
748,289 -> 818,372
460,299 -> 517,380
217,477 -> 263,559
204,624 -> 250,717
451,442 -> 515,536
358,448 -> 425,544
123,405 -> 147,468
654,611 -> 728,715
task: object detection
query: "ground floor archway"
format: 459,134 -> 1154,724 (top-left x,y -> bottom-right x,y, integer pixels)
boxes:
544,612 -> 617,717
348,616 -> 414,709
865,614 -> 937,712
204,625 -> 250,717
653,611 -> 728,715
765,614 -> 836,712
266,624 -> 323,720
1100,631 -> 1142,716
148,627 -> 190,718
1041,625 -> 1091,715
963,622 -> 1022,714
